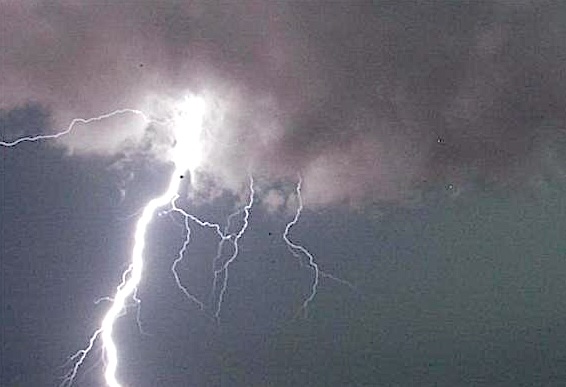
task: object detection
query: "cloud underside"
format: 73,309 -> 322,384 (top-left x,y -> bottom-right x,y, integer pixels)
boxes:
2,1 -> 566,206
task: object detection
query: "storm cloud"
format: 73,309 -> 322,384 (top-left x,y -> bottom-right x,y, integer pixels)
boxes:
2,1 -> 565,206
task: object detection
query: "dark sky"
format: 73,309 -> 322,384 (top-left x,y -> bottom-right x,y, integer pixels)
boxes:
3,1 -> 566,386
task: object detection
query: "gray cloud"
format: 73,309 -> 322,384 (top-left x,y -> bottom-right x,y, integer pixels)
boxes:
2,1 -> 565,206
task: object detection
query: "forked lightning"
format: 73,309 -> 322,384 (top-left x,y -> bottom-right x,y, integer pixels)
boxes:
1,95 -> 352,386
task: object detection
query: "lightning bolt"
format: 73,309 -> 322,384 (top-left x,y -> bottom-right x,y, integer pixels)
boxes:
0,96 -> 207,387
169,204 -> 205,310
283,177 -> 355,316
212,175 -> 255,320
166,176 -> 255,321
167,195 -> 229,312
0,107 -> 160,387
0,108 -> 155,147
88,96 -> 206,387
164,175 -> 255,322
2,96 -> 355,386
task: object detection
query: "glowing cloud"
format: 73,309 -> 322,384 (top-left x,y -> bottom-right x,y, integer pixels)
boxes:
169,95 -> 207,174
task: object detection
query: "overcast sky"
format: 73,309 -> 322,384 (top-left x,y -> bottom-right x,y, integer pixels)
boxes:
2,1 -> 566,386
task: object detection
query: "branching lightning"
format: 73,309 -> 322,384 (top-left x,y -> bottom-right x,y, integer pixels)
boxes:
283,177 -> 355,316
167,195 -> 230,312
169,205 -> 205,310
166,175 -> 255,321
2,94 -> 354,387
57,96 -> 209,387
0,109 -> 154,147
282,177 -> 321,314
212,176 -> 255,320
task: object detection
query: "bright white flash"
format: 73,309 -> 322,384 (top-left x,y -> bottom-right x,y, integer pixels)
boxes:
2,95 -> 354,386
100,95 -> 206,387
55,96 -> 208,387
169,96 -> 206,175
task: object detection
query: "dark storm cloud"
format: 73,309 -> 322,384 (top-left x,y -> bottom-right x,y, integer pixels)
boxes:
2,1 -> 565,206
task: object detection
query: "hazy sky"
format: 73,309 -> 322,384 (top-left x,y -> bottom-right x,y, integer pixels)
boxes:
2,1 -> 566,386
